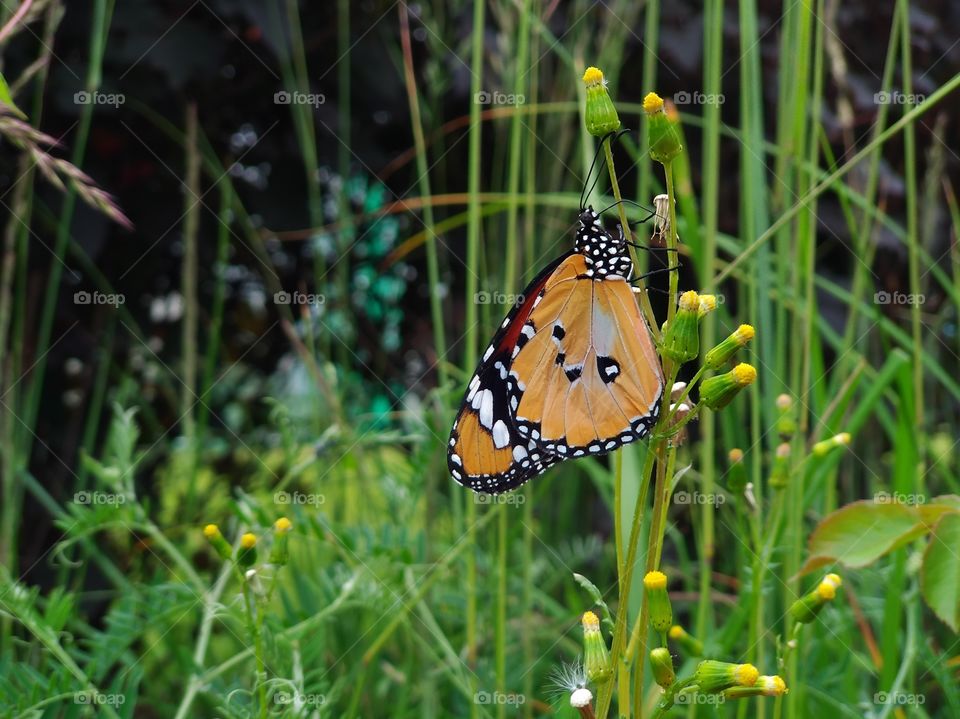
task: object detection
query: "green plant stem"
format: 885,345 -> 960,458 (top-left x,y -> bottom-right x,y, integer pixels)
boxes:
174,561 -> 232,719
602,140 -> 660,342
596,445 -> 656,719
650,676 -> 698,719
241,581 -> 268,719
398,2 -> 447,389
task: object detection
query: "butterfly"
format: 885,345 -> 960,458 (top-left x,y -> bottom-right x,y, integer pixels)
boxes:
448,202 -> 666,494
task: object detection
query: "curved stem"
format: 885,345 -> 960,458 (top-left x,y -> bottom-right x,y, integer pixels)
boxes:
604,139 -> 661,341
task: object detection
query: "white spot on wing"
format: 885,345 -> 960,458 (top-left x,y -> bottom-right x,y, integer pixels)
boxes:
492,419 -> 510,448
478,389 -> 494,428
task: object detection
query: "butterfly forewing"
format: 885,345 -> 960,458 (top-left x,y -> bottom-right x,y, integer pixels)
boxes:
447,255 -> 570,493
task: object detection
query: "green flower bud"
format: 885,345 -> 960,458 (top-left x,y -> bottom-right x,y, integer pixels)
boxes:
269,517 -> 293,565
668,624 -> 704,656
811,433 -> 851,458
697,294 -> 718,318
769,443 -> 792,490
724,675 -> 788,699
776,394 -> 796,438
643,92 -> 682,164
703,324 -> 755,369
581,611 -> 613,684
583,67 -> 620,137
726,449 -> 748,494
661,291 -> 701,363
789,573 -> 842,624
236,532 -> 258,568
650,647 -> 676,688
644,571 -> 672,635
203,524 -> 233,561
699,363 -> 757,411
693,660 -> 759,693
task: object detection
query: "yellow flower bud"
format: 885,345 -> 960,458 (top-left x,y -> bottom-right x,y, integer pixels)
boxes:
583,66 -> 620,136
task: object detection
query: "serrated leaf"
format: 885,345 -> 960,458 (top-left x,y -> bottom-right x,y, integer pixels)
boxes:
922,513 -> 960,632
800,500 -> 930,576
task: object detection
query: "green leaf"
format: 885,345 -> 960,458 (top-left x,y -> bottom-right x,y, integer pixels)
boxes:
922,513 -> 960,632
800,500 -> 930,575
573,573 -> 615,636
0,71 -> 27,119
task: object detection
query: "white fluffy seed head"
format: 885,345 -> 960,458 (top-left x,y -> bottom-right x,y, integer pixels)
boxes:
570,687 -> 594,708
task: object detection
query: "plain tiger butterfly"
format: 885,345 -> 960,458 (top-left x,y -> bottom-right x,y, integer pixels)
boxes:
448,199 -> 665,494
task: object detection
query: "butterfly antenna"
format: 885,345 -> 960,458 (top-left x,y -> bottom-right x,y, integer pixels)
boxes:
598,199 -> 656,219
580,128 -> 631,211
628,264 -> 681,284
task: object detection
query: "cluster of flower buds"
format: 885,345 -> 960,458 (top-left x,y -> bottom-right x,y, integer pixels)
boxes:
202,517 -> 294,571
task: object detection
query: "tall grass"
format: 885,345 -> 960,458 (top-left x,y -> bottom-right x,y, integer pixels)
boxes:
1,1 -> 959,717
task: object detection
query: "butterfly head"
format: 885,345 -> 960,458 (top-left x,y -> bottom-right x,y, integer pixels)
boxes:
577,206 -> 602,229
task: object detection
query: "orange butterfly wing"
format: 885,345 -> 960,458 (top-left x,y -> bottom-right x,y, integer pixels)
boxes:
508,254 -> 664,457
447,256 -> 569,492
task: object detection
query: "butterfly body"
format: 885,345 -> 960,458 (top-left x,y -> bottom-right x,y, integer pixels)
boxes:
448,208 -> 664,493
